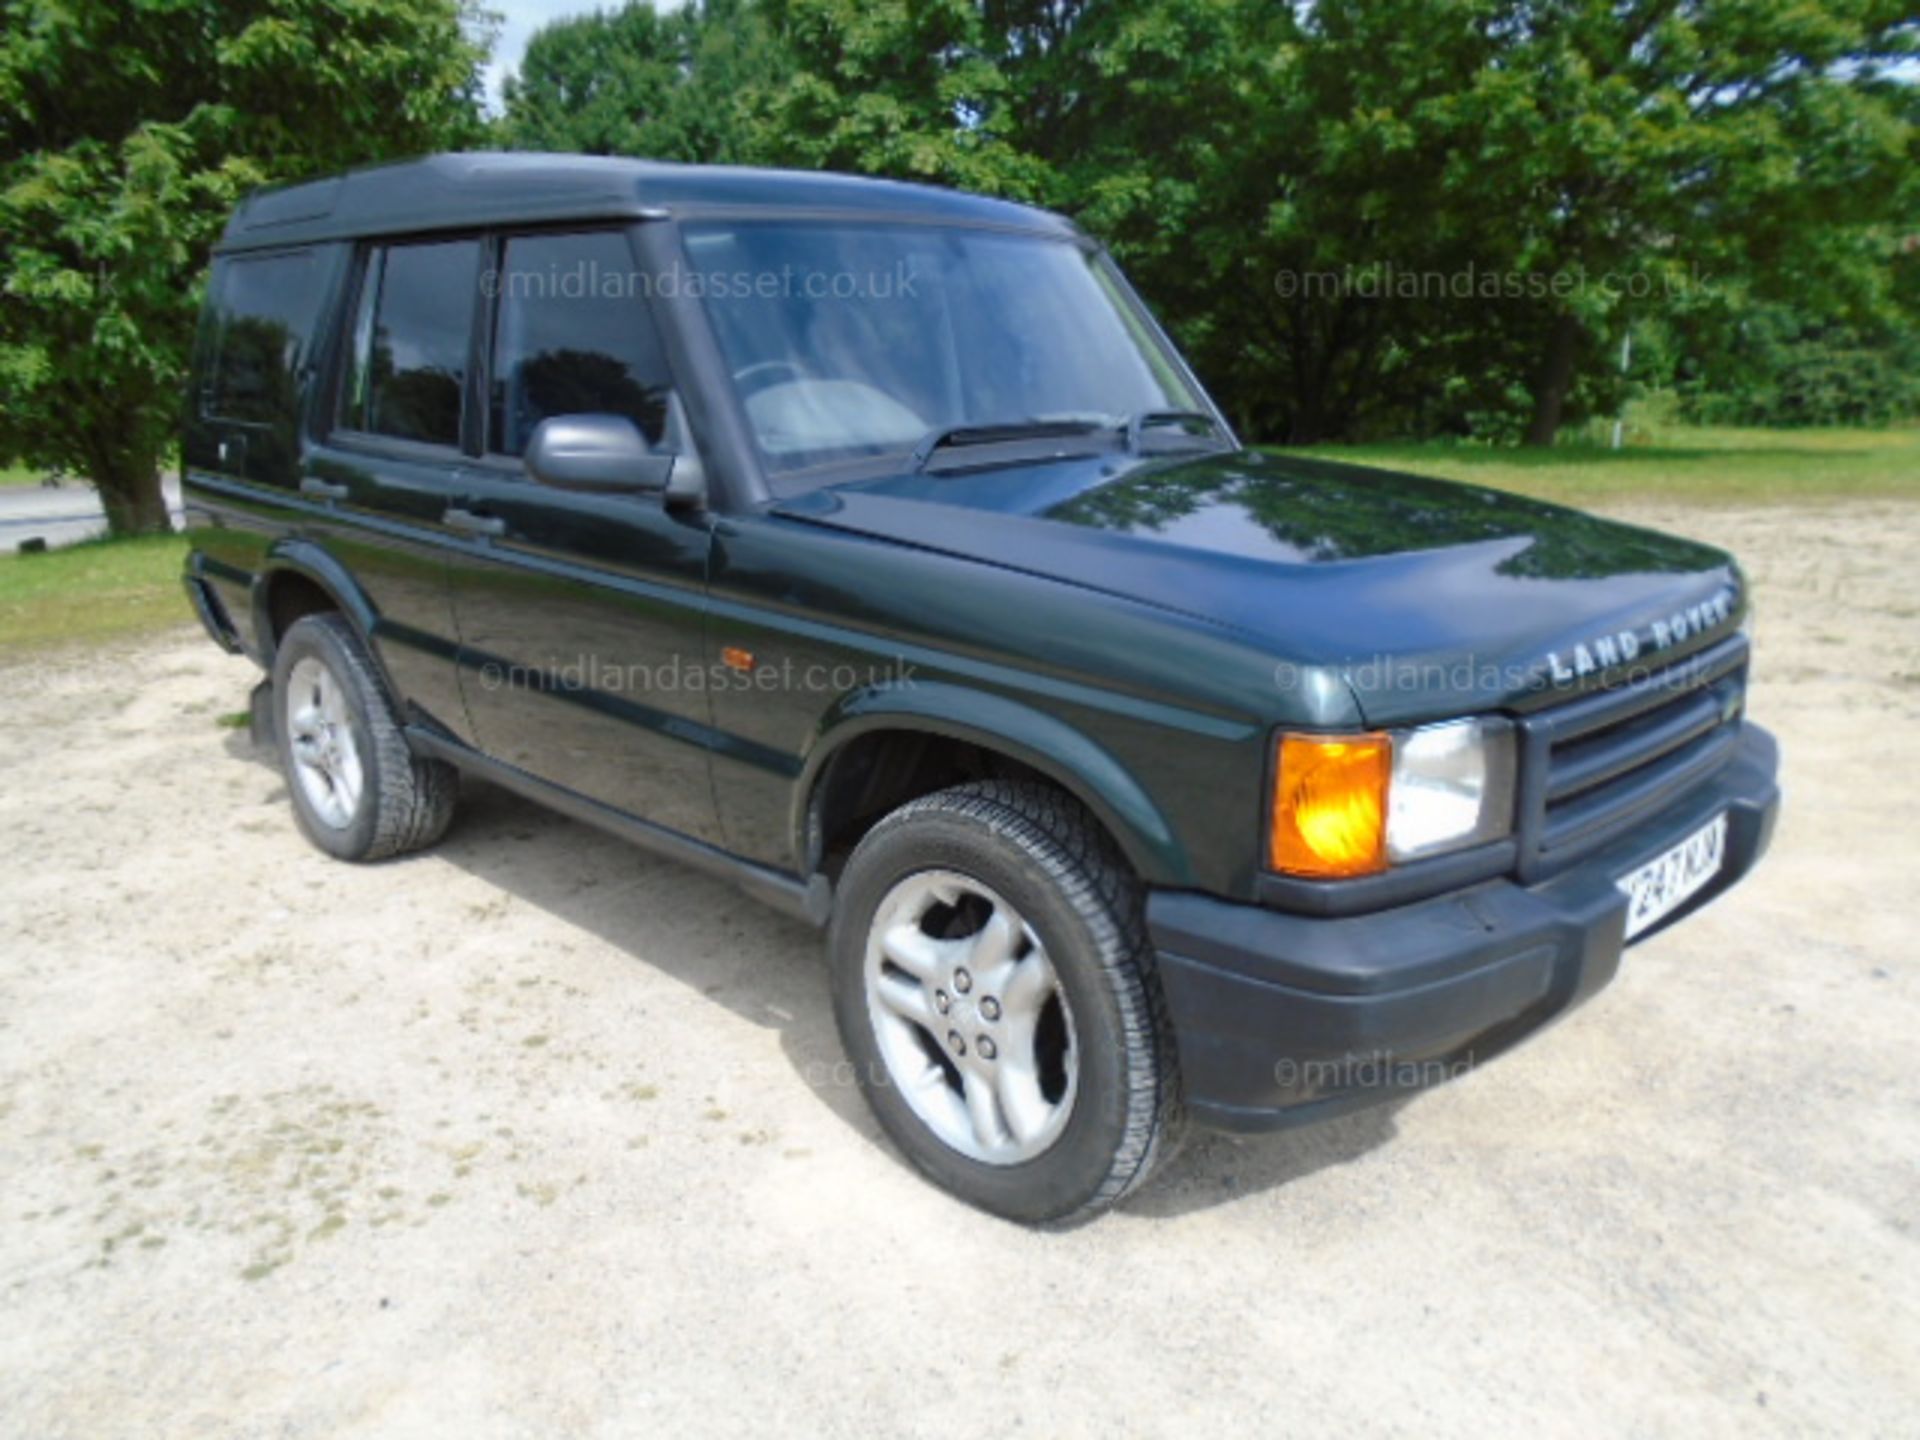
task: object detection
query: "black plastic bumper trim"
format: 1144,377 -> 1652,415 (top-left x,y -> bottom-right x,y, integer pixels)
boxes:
1149,724 -> 1780,1131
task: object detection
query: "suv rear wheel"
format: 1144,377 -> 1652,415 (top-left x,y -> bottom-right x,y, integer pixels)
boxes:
829,781 -> 1182,1224
271,613 -> 457,861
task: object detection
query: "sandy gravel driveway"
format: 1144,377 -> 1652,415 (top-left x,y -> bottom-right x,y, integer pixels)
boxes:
2,502 -> 1916,1437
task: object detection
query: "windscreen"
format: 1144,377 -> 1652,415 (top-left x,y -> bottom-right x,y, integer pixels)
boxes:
683,222 -> 1205,477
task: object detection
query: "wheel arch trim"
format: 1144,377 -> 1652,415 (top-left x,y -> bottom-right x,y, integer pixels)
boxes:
794,682 -> 1191,887
248,541 -> 409,710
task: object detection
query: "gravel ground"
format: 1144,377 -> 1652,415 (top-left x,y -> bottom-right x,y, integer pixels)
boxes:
2,502 -> 1916,1437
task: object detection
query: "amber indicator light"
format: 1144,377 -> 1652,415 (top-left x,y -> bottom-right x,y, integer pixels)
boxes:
1270,733 -> 1391,878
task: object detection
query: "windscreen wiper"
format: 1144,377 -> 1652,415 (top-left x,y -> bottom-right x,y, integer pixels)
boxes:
1119,409 -> 1231,454
911,418 -> 1109,472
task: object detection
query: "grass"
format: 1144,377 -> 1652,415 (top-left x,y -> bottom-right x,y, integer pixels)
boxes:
1300,423 -> 1920,507
0,464 -> 51,488
0,534 -> 192,653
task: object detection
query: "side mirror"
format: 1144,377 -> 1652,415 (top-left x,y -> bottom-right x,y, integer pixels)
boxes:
525,414 -> 675,496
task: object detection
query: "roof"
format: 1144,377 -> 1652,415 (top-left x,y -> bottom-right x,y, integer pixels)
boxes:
217,152 -> 1076,251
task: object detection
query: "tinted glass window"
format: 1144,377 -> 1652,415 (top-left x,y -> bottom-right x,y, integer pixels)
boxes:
340,239 -> 477,447
488,230 -> 670,456
206,251 -> 320,423
685,222 -> 1202,477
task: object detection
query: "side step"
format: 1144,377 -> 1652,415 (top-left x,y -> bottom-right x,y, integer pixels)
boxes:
403,724 -> 834,928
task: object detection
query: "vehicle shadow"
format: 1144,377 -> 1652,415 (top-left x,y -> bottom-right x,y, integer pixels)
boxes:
222,727 -> 286,800
428,779 -> 878,1140
1120,1104 -> 1403,1219
247,744 -> 1404,1219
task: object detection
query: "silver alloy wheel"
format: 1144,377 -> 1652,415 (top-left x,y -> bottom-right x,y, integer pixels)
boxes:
863,869 -> 1078,1165
285,655 -> 366,831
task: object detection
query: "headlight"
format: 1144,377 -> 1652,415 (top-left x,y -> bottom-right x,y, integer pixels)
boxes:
1385,718 -> 1515,862
1270,719 -> 1515,878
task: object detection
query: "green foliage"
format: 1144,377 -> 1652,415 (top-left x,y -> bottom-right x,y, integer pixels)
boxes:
499,0 -> 790,164
0,0 -> 489,534
739,0 -> 1049,196
1080,0 -> 1919,445
501,0 -> 1915,447
4,0 -> 1912,518
1676,308 -> 1920,427
1437,1 -> 1917,442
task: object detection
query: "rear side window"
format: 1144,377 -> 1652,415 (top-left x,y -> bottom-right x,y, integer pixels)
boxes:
204,251 -> 320,424
338,238 -> 479,447
487,230 -> 670,456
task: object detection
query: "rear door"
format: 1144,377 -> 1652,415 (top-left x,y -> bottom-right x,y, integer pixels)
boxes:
190,246 -> 330,492
182,245 -> 337,651
302,236 -> 482,740
443,227 -> 722,843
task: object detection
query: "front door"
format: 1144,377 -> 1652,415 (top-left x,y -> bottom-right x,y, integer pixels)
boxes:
444,227 -> 721,844
302,235 -> 481,740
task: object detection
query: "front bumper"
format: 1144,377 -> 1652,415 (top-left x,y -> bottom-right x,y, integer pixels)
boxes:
1149,723 -> 1780,1131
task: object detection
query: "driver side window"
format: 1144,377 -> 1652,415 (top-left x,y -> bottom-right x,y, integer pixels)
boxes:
487,230 -> 672,458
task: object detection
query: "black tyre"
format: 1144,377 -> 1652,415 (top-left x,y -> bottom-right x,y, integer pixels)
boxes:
271,613 -> 457,862
829,780 -> 1182,1224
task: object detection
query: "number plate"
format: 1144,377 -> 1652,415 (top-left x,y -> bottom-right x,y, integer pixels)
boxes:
1616,813 -> 1728,941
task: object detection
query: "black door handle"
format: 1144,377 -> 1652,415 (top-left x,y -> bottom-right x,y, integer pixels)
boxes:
300,477 -> 349,500
443,506 -> 506,538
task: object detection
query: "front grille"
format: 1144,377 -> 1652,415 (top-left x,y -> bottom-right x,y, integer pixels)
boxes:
1514,633 -> 1748,880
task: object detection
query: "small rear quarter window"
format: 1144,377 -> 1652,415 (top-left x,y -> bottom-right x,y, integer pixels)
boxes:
205,251 -> 321,424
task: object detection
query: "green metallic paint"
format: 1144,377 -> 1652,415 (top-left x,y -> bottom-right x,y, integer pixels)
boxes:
440,469 -> 726,846
794,684 -> 1193,886
701,510 -> 1283,898
782,447 -> 1746,727
179,168 -> 1754,920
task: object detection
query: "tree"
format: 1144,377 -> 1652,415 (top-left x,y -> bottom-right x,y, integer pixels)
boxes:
498,0 -> 1920,446
1081,0 -> 1918,445
1059,0 -> 1492,443
740,0 -> 1048,196
0,0 -> 490,535
737,0 -> 1489,442
1436,0 -> 1919,444
501,0 -> 791,165
1668,300 -> 1920,426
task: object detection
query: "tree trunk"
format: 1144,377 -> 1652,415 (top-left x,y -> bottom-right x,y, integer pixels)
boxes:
91,452 -> 171,538
1523,311 -> 1582,447
1286,367 -> 1329,444
1286,408 -> 1326,446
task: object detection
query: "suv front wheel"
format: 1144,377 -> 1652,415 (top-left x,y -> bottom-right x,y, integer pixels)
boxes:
829,781 -> 1182,1224
271,613 -> 457,862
